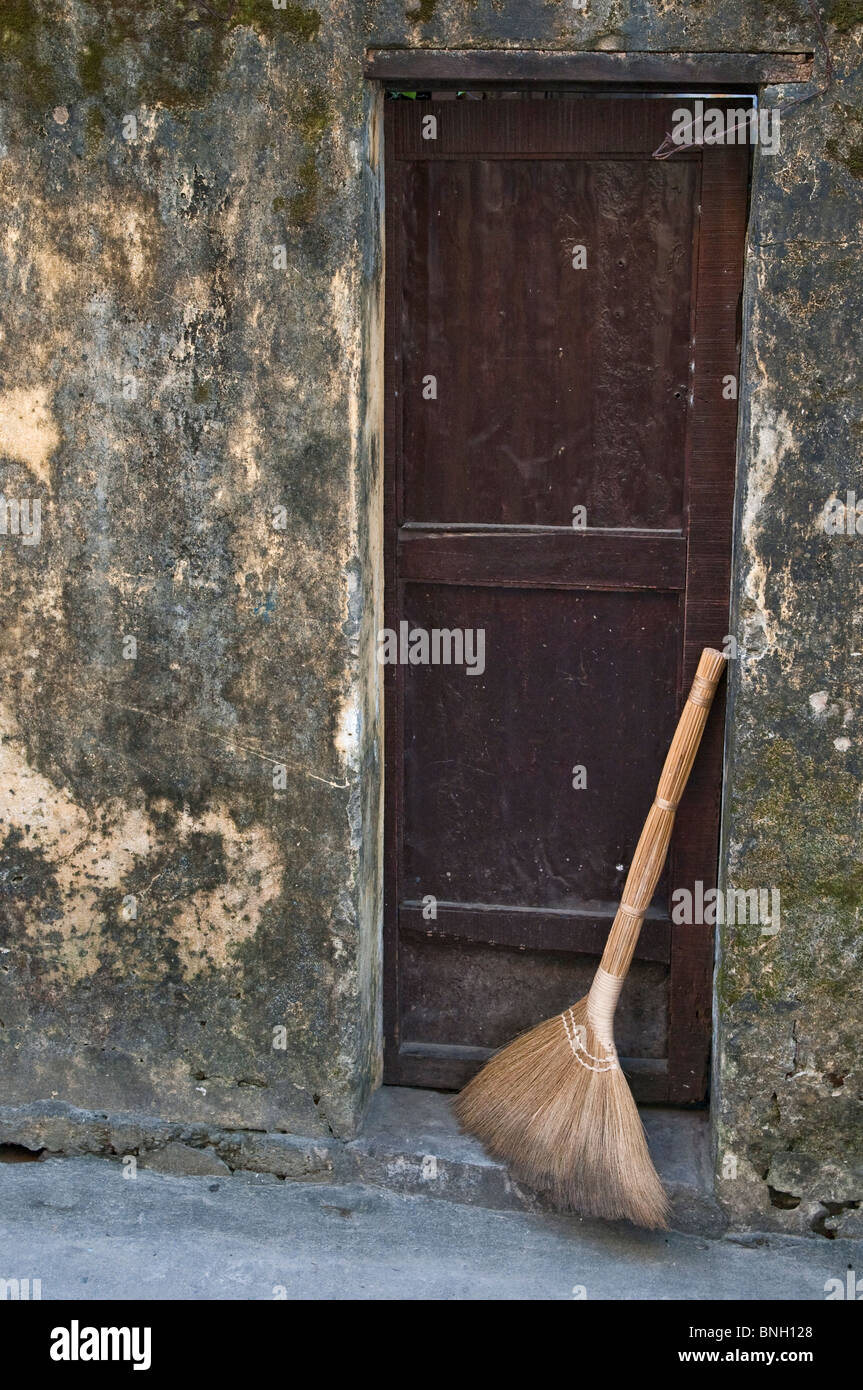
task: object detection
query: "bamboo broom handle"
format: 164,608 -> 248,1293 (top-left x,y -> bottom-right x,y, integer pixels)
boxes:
598,648 -> 727,982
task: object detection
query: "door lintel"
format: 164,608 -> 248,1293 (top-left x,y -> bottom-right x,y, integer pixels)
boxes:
364,48 -> 814,90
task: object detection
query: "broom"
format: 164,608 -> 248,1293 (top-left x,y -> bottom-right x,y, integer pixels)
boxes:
454,647 -> 727,1229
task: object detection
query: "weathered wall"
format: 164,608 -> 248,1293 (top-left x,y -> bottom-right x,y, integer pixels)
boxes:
715,64 -> 863,1235
0,0 -> 861,1228
0,0 -> 384,1139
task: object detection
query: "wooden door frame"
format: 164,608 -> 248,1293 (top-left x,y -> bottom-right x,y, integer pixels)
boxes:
369,54 -> 811,1105
364,49 -> 813,89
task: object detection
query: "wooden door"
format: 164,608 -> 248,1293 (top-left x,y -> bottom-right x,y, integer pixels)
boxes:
383,95 -> 748,1103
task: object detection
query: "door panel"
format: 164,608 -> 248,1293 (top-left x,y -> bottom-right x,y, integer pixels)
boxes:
400,939 -> 669,1057
402,585 -> 679,908
401,157 -> 697,528
384,95 -> 748,1102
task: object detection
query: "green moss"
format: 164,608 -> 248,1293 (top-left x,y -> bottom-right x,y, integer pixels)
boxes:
197,0 -> 321,39
843,142 -> 863,177
0,0 -> 42,50
85,104 -> 106,150
738,738 -> 862,894
285,87 -> 330,226
224,0 -> 321,40
763,0 -> 807,24
272,196 -> 286,212
78,38 -> 107,94
810,864 -> 863,910
142,4 -> 320,109
297,85 -> 329,143
828,0 -> 863,32
1,1 -> 321,113
193,381 -> 211,403
0,0 -> 56,102
826,136 -> 863,177
405,0 -> 437,23
715,734 -> 863,1009
289,151 -> 319,225
83,0 -> 140,43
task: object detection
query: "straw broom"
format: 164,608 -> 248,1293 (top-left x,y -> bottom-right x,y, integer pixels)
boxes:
454,647 -> 727,1229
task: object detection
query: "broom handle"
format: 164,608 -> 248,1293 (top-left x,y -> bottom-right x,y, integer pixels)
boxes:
598,648 -> 727,981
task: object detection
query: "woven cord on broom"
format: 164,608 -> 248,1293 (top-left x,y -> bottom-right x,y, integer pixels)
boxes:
455,647 -> 727,1229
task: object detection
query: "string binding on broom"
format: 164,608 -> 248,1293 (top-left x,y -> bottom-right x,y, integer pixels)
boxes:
562,1007 -> 618,1071
562,965 -> 624,1071
688,675 -> 716,707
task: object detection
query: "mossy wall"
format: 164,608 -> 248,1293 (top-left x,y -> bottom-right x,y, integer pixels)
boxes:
715,53 -> 863,1233
0,1 -> 860,1224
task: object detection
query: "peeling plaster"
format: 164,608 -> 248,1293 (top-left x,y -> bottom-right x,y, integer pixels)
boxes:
0,386 -> 60,487
739,405 -> 793,662
0,706 -> 283,981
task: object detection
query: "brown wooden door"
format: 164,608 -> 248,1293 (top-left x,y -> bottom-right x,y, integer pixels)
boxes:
383,95 -> 748,1103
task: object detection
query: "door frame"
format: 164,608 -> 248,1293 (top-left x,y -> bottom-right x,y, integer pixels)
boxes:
366,51 -> 811,1106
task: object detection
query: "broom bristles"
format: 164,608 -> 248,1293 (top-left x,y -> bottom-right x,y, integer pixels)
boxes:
453,996 -> 670,1229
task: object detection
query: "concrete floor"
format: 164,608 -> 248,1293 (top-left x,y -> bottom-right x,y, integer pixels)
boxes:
0,1155 -> 857,1300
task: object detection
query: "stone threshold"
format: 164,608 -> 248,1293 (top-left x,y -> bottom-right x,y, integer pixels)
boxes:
0,1085 -> 725,1235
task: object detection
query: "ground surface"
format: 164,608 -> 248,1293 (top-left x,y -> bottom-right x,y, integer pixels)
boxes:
0,1155 -> 857,1301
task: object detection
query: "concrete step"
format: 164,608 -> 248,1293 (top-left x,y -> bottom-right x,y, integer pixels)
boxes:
0,1086 -> 725,1234
345,1087 -> 726,1235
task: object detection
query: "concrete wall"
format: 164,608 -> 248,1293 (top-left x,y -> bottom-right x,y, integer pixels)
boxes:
0,0 -> 384,1141
715,64 -> 863,1236
0,0 -> 861,1230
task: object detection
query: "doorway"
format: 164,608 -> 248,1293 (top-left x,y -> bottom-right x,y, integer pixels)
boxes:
382,94 -> 749,1103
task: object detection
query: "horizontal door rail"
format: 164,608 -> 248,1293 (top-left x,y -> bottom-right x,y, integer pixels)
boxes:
400,900 -> 672,963
396,1041 -> 669,1099
399,526 -> 687,590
